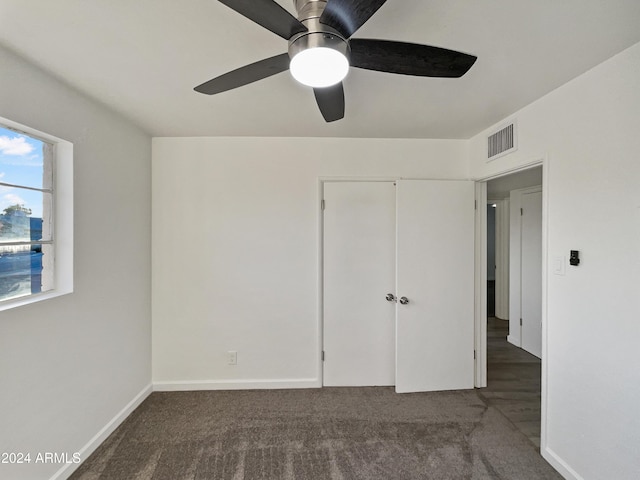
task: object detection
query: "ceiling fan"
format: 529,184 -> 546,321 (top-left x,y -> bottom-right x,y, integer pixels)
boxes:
194,0 -> 477,122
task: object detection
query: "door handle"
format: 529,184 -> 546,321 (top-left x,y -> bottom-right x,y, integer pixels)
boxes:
399,296 -> 409,305
385,293 -> 396,302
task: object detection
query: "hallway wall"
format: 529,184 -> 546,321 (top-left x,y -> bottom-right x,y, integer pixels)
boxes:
469,41 -> 640,480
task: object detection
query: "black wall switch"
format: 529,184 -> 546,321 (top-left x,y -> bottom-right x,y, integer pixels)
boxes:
569,250 -> 580,266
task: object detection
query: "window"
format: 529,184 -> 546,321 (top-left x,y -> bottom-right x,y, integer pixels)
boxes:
0,118 -> 73,309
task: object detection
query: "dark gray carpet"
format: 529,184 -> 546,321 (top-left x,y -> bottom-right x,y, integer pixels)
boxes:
70,388 -> 561,479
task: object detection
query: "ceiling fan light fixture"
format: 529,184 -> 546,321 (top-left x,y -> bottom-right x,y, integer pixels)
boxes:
290,47 -> 349,88
288,31 -> 350,88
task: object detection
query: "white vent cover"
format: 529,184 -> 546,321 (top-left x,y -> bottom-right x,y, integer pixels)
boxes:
487,121 -> 517,161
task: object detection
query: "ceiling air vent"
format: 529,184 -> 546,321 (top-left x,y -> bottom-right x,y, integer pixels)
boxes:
487,121 -> 517,161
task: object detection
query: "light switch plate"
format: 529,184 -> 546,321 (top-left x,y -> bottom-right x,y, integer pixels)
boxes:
553,256 -> 566,276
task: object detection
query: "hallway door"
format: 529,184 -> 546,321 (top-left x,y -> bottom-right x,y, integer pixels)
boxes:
521,190 -> 543,358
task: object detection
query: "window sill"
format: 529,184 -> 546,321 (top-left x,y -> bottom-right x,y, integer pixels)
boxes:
0,288 -> 73,312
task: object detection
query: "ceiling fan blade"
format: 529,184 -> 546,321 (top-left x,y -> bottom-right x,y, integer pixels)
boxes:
320,0 -> 387,38
218,0 -> 307,40
314,83 -> 345,122
194,53 -> 290,95
350,39 -> 477,78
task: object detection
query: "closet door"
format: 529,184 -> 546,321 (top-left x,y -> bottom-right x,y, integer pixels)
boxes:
395,180 -> 475,393
323,181 -> 396,386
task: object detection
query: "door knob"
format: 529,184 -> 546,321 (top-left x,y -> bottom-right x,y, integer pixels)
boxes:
385,293 -> 396,302
399,296 -> 409,305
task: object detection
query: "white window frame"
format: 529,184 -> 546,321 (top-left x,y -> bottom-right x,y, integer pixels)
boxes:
0,116 -> 73,311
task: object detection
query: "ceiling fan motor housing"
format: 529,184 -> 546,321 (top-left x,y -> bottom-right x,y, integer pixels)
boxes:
289,0 -> 350,62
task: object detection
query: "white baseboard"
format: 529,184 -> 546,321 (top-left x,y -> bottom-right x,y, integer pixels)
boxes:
542,446 -> 584,480
507,334 -> 520,347
50,383 -> 153,480
154,378 -> 320,391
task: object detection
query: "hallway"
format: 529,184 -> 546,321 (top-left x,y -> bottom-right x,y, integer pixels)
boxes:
478,317 -> 542,448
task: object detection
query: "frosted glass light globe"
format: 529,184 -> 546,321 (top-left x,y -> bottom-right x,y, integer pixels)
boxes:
290,47 -> 349,88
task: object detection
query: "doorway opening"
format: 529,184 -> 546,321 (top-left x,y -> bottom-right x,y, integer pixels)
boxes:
479,165 -> 544,449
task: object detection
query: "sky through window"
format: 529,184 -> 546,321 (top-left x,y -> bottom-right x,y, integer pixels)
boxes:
0,126 -> 45,217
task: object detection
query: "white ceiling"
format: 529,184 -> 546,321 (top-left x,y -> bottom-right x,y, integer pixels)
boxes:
1,0 -> 639,139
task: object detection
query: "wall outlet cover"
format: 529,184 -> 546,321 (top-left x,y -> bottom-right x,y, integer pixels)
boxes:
227,351 -> 237,365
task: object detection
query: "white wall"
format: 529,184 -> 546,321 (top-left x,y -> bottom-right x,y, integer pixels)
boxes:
0,46 -> 152,480
470,41 -> 640,480
152,137 -> 468,388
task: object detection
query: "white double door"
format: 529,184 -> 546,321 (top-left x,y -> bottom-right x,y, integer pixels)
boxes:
323,180 -> 475,393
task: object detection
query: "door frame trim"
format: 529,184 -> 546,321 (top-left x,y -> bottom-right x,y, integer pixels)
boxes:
473,157 -> 549,452
474,182 -> 488,387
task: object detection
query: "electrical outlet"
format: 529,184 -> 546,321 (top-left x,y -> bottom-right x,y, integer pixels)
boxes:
227,351 -> 237,365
